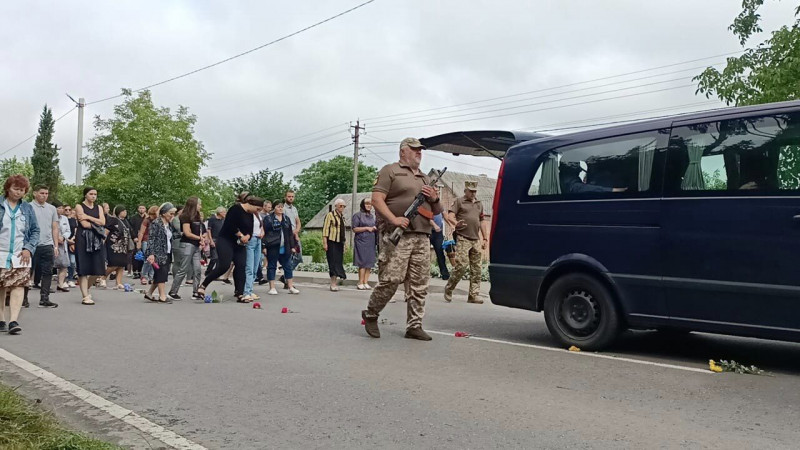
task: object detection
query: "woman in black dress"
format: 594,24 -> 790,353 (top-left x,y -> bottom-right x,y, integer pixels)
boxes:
75,187 -> 106,305
105,205 -> 131,289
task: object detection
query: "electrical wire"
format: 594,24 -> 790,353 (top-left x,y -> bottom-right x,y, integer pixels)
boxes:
87,0 -> 378,105
370,78 -> 696,130
362,50 -> 743,121
0,107 -> 77,158
369,83 -> 698,133
204,138 -> 352,175
366,63 -> 724,126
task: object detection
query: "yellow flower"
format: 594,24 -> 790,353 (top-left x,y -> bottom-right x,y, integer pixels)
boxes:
568,346 -> 581,352
709,360 -> 723,373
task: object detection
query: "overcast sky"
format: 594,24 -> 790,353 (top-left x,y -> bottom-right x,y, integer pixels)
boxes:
1,0 -> 796,185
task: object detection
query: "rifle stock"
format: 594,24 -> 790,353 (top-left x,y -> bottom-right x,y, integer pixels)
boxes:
387,167 -> 447,246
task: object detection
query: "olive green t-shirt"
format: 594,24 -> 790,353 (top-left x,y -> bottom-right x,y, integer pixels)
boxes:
373,162 -> 433,235
449,196 -> 485,240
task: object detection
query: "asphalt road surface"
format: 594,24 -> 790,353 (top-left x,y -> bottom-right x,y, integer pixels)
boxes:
2,277 -> 800,449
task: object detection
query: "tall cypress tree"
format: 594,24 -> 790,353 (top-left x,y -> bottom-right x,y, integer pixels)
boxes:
31,104 -> 62,199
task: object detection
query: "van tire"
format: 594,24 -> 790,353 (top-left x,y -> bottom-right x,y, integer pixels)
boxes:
543,273 -> 621,351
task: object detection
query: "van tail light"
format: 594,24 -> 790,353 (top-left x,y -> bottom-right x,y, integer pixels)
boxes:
490,158 -> 505,243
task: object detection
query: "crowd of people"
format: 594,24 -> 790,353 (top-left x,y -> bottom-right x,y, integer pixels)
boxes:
0,137 -> 487,341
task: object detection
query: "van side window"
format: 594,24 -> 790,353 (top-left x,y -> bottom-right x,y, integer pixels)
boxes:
665,113 -> 800,195
526,130 -> 667,198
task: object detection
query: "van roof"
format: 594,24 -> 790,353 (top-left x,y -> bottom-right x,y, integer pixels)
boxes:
507,99 -> 800,156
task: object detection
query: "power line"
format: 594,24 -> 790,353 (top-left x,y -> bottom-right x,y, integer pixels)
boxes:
370,77 -> 694,130
269,143 -> 353,172
369,83 -> 697,133
86,0 -> 378,105
362,50 -> 744,121
361,147 -> 390,163
204,137 -> 352,175
0,107 -> 77,158
366,63 -> 724,126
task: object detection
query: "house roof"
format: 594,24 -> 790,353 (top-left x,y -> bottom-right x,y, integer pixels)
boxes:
305,192 -> 374,229
430,169 -> 497,217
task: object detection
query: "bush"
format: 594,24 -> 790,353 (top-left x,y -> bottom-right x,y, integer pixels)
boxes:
344,246 -> 354,265
300,231 -> 325,263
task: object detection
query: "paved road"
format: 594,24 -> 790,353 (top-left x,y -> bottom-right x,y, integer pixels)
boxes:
2,277 -> 800,449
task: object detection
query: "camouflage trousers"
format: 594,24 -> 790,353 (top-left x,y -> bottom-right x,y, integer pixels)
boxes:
365,233 -> 430,330
445,237 -> 482,301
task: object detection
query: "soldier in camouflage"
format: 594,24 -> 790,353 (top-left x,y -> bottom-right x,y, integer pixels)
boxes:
362,137 -> 444,341
444,180 -> 489,304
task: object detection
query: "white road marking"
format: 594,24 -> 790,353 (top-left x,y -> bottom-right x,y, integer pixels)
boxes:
426,330 -> 712,374
0,348 -> 207,450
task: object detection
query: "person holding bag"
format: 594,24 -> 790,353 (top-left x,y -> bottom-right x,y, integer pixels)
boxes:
144,203 -> 177,303
263,200 -> 299,295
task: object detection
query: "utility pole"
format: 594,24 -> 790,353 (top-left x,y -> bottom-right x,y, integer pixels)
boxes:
67,94 -> 85,184
350,120 -> 365,247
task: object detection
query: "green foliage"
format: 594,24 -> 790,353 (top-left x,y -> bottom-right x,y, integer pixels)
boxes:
294,156 -> 378,225
702,169 -> 728,190
230,168 -> 294,205
344,245 -> 354,265
779,145 -> 800,189
695,1 -> 800,106
58,183 -> 83,208
0,384 -> 120,449
197,175 -> 234,216
0,156 -> 33,181
300,231 -> 326,263
716,359 -> 767,375
84,89 -> 209,209
31,104 -> 62,199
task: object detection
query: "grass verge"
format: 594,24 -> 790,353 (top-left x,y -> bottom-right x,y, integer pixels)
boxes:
0,383 -> 120,450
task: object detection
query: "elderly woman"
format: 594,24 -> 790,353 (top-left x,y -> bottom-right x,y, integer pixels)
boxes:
105,205 -> 132,289
352,198 -> 377,290
0,175 -> 39,335
322,198 -> 347,291
144,203 -> 177,303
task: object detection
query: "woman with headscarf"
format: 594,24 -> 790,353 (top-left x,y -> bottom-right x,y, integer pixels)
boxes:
352,197 -> 377,290
75,187 -> 106,305
197,193 -> 264,302
105,205 -> 131,289
144,203 -> 177,303
322,198 -> 347,292
0,175 -> 39,335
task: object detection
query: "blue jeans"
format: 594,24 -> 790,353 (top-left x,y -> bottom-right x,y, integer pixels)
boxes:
244,236 -> 262,295
267,245 -> 293,281
141,242 -> 154,281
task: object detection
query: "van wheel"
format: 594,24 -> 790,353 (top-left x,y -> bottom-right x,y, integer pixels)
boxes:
543,273 -> 621,351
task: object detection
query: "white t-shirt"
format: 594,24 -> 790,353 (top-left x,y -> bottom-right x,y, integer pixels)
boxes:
165,223 -> 173,254
253,214 -> 263,238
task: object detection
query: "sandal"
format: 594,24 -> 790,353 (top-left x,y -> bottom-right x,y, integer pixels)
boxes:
330,285 -> 339,292
81,297 -> 95,305
144,292 -> 156,302
157,297 -> 172,304
235,295 -> 251,303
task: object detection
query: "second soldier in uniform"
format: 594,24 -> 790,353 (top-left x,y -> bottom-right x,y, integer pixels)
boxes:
361,137 -> 443,341
443,180 -> 489,304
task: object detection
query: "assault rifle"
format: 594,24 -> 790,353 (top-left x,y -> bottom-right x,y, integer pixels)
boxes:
388,167 -> 447,246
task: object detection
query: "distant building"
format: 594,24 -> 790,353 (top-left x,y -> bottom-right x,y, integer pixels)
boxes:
305,192 -> 374,246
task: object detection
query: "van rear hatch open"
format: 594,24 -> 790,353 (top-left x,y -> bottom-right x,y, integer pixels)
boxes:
419,130 -> 548,159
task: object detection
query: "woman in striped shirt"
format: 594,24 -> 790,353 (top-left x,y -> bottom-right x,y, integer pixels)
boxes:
322,198 -> 347,291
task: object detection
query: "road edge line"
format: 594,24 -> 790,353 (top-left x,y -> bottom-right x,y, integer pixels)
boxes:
0,348 -> 207,450
426,331 -> 712,374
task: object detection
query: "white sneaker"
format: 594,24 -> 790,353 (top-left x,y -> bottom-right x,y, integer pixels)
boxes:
268,288 -> 278,295
364,283 -> 372,289
67,281 -> 76,288
288,287 -> 300,294
356,284 -> 365,290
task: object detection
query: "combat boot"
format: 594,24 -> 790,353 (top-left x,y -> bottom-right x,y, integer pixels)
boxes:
361,310 -> 380,338
443,290 -> 453,303
404,327 -> 432,341
467,297 -> 484,304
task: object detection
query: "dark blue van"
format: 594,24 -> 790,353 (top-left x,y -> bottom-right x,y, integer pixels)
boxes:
473,100 -> 800,350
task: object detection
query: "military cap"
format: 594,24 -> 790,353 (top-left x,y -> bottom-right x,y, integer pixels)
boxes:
399,137 -> 425,149
465,180 -> 478,191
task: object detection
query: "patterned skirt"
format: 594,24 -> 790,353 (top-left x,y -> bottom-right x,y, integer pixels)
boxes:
0,267 -> 31,288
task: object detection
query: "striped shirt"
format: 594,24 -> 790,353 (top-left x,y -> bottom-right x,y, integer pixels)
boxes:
322,212 -> 345,243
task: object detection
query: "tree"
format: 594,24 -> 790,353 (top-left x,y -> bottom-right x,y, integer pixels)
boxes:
695,1 -> 800,106
84,89 -> 209,209
293,156 -> 378,225
0,156 -> 34,181
31,104 -> 62,198
197,175 -> 235,216
230,168 -> 294,206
